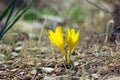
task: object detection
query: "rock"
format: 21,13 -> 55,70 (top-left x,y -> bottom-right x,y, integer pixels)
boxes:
40,67 -> 54,73
73,61 -> 79,66
15,46 -> 22,51
91,73 -> 100,79
30,69 -> 37,75
14,20 -> 42,33
40,15 -> 65,29
106,76 -> 120,80
11,52 -> 19,57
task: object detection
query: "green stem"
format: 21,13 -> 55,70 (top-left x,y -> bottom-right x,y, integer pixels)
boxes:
61,48 -> 73,66
61,48 -> 67,63
67,50 -> 72,66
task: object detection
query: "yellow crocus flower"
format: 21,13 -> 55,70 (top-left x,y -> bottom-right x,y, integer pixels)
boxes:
48,26 -> 66,56
48,26 -> 80,66
66,28 -> 80,52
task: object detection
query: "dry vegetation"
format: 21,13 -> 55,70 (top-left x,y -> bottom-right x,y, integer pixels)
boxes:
0,0 -> 120,80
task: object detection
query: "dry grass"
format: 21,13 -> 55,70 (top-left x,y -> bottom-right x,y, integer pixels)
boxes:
0,1 -> 120,80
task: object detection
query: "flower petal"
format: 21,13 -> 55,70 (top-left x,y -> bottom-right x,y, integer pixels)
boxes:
66,28 -> 80,51
48,26 -> 65,52
55,26 -> 64,45
48,30 -> 59,47
75,30 -> 80,43
66,28 -> 70,46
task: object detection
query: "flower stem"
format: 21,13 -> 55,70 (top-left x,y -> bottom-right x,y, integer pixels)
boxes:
61,48 -> 67,63
61,48 -> 73,66
66,50 -> 72,66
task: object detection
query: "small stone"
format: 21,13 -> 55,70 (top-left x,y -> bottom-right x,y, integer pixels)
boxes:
30,69 -> 37,75
106,76 -> 120,80
40,67 -> 54,73
91,73 -> 100,78
15,46 -> 22,51
74,61 -> 79,66
11,52 -> 19,56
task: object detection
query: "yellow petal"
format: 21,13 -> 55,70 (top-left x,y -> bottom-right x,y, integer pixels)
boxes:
66,28 -> 70,46
75,30 -> 80,43
48,30 -> 59,47
47,26 -> 67,57
71,28 -> 75,39
48,26 -> 65,52
55,26 -> 64,46
66,28 -> 80,51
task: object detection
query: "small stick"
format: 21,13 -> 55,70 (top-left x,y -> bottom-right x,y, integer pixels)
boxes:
86,0 -> 111,14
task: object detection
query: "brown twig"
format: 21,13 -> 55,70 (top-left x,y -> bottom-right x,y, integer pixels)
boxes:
86,0 -> 111,14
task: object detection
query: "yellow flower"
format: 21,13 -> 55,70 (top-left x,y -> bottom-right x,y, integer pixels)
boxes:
66,28 -> 80,52
48,26 -> 66,55
48,26 -> 80,66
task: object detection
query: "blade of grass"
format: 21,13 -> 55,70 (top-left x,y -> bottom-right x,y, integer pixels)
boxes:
0,0 -> 36,39
7,0 -> 35,27
37,9 -> 51,52
0,0 -> 15,21
14,0 -> 26,16
5,0 -> 35,31
0,0 -> 17,39
7,0 -> 27,27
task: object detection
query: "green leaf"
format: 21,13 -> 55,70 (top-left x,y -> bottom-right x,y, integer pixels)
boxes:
0,0 -> 16,21
0,0 -> 36,39
0,0 -> 17,39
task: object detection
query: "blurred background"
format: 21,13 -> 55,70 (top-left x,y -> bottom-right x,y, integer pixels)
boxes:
1,1 -> 120,80
0,0 -> 111,42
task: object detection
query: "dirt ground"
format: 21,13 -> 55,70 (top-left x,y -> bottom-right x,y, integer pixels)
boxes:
0,0 -> 120,80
